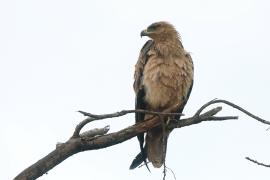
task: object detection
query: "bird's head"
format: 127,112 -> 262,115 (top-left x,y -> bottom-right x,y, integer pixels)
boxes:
140,21 -> 179,42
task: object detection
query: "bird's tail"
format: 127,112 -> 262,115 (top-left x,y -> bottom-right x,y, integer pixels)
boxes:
129,128 -> 169,169
129,148 -> 147,170
146,125 -> 169,168
130,115 -> 171,170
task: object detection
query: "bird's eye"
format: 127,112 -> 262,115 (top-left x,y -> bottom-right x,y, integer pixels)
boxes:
147,26 -> 155,32
147,23 -> 161,32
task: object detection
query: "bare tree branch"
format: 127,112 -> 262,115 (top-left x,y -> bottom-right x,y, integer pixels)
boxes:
73,109 -> 184,138
14,99 -> 268,180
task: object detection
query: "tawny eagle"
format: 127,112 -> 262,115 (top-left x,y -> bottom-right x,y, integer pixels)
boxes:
130,21 -> 194,169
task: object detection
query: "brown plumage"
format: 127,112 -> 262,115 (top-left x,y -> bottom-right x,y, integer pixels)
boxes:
130,22 -> 194,169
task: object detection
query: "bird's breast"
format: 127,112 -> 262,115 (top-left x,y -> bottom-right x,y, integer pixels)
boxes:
142,56 -> 193,110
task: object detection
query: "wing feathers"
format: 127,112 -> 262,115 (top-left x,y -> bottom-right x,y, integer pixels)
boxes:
131,40 -> 154,171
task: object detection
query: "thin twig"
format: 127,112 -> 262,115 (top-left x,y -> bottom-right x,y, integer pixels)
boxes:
246,157 -> 270,168
194,99 -> 270,125
194,98 -> 218,117
166,166 -> 177,180
200,116 -> 238,121
73,117 -> 95,138
78,109 -> 184,118
163,164 -> 167,180
169,107 -> 238,129
138,161 -> 151,168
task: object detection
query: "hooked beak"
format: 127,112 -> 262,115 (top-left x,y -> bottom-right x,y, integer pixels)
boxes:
140,29 -> 148,37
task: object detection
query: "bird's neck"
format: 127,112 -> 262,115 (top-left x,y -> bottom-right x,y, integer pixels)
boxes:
153,38 -> 185,57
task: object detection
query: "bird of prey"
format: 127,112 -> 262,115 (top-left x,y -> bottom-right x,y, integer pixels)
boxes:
130,21 -> 194,169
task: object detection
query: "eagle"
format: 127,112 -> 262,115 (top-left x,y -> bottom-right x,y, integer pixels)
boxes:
130,22 -> 194,169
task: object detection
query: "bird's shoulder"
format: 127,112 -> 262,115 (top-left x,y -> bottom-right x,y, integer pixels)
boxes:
134,40 -> 154,93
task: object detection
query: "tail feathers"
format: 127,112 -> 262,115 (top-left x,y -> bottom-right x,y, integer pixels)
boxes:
130,126 -> 170,170
146,127 -> 169,168
129,151 -> 144,169
129,148 -> 150,171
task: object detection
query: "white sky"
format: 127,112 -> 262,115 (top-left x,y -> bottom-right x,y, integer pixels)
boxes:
1,0 -> 270,179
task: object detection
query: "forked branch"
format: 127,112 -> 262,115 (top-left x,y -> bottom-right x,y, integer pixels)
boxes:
14,99 -> 269,180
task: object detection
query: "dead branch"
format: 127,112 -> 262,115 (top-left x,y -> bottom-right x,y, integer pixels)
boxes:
14,99 -> 269,180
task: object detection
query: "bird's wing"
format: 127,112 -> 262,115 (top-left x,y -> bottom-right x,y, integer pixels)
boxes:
133,40 -> 154,94
175,53 -> 194,120
130,40 -> 154,170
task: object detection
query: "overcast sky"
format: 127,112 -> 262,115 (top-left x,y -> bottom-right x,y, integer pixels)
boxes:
1,0 -> 270,179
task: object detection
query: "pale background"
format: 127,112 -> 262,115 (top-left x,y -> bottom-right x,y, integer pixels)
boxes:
1,0 -> 270,179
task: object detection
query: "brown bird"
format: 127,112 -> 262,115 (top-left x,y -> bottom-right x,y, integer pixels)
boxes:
130,22 -> 194,169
